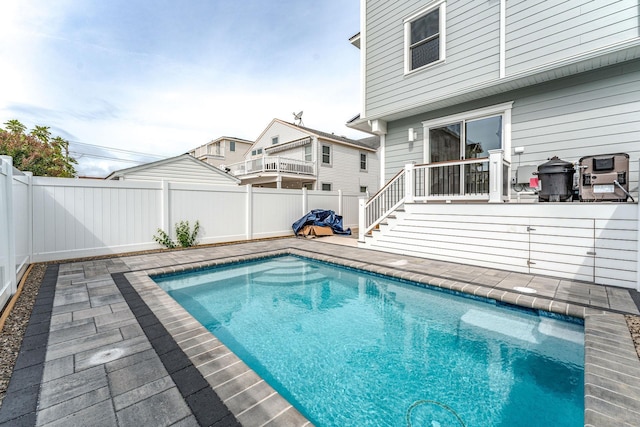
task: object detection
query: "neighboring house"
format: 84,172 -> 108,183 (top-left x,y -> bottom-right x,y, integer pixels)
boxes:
224,118 -> 380,194
188,136 -> 253,170
349,0 -> 640,199
105,154 -> 240,185
350,1 -> 640,290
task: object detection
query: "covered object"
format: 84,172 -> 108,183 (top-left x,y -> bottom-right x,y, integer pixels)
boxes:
292,209 -> 351,236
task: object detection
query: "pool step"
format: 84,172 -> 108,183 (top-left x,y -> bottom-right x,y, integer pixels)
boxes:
252,269 -> 326,286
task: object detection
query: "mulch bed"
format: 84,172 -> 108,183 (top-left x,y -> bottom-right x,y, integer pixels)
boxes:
0,264 -> 46,406
627,315 -> 640,360
1,261 -> 640,407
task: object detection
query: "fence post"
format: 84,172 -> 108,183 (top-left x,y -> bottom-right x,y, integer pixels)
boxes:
358,198 -> 366,243
24,171 -> 33,263
1,156 -> 17,295
246,184 -> 253,240
302,187 -> 308,215
404,163 -> 414,203
161,180 -> 170,237
488,149 -> 504,203
338,190 -> 343,215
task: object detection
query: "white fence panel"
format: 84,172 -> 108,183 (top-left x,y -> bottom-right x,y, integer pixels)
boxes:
308,191 -> 340,213
12,174 -> 30,273
252,187 -> 302,238
170,183 -> 247,243
341,193 -> 362,228
0,158 -> 12,310
31,178 -> 163,261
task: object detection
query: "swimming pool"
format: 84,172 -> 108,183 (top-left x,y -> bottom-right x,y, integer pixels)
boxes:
154,255 -> 584,426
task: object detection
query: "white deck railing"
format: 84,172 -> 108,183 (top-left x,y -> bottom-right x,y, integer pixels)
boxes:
359,150 -> 510,241
359,168 -> 406,241
225,156 -> 315,177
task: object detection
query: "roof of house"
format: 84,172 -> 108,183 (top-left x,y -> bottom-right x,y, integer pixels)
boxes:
104,153 -> 241,183
187,136 -> 253,153
252,118 -> 380,153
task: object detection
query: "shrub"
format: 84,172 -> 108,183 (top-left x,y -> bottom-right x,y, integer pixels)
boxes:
153,220 -> 200,249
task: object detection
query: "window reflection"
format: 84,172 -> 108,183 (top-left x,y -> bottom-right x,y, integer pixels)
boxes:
429,123 -> 460,162
465,116 -> 502,159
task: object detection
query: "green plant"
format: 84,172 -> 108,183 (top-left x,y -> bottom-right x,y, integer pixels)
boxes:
153,228 -> 177,249
153,220 -> 200,249
175,220 -> 200,247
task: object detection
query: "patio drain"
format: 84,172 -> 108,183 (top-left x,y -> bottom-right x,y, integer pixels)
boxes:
89,348 -> 125,365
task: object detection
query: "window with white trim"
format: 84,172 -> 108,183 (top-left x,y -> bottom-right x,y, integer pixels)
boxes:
360,153 -> 367,171
360,186 -> 368,193
304,144 -> 312,162
272,136 -> 279,145
423,102 -> 512,197
229,141 -> 236,152
321,145 -> 331,165
405,2 -> 445,73
321,183 -> 332,191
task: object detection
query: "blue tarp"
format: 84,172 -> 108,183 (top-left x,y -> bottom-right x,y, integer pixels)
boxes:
292,209 -> 351,236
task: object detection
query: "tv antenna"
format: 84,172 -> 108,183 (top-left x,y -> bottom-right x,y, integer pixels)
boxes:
293,111 -> 304,126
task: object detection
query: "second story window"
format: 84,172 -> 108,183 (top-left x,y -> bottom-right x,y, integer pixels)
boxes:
304,144 -> 312,162
322,145 -> 331,165
272,136 -> 279,145
229,141 -> 236,152
360,153 -> 367,171
405,2 -> 445,73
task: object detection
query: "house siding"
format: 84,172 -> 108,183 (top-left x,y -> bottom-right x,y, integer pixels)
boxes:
119,157 -> 238,185
365,0 -> 501,118
367,203 -> 638,289
505,0 -> 639,75
382,61 -> 640,194
317,141 -> 379,193
252,122 -> 309,155
364,0 -> 639,121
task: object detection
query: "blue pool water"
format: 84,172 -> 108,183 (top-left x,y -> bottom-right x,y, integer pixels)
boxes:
154,256 -> 584,427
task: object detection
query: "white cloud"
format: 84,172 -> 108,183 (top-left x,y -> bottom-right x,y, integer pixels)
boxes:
1,0 -> 366,177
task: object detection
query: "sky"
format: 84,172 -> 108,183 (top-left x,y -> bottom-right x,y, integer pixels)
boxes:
0,0 -> 365,177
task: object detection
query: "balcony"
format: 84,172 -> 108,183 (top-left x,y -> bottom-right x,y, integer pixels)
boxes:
225,156 -> 315,177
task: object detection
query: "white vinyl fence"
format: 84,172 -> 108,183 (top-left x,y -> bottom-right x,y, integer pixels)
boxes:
1,156 -> 32,310
23,174 -> 362,263
0,154 -> 364,310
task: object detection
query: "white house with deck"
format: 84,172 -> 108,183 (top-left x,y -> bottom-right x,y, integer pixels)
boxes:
351,0 -> 640,290
223,118 -> 380,194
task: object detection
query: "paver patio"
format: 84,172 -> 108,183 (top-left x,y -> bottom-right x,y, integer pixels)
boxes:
0,237 -> 639,426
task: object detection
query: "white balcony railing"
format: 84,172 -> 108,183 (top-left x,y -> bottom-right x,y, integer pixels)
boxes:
359,150 -> 510,241
224,156 -> 315,177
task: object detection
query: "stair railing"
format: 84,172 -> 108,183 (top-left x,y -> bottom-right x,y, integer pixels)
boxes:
358,167 -> 407,241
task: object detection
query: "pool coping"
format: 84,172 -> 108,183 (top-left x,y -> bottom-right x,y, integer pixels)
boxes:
129,246 -> 640,427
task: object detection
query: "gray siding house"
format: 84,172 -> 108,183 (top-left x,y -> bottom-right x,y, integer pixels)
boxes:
349,0 -> 640,195
351,0 -> 640,290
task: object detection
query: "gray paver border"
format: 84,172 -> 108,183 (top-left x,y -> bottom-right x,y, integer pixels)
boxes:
111,272 -> 241,427
0,265 -> 58,427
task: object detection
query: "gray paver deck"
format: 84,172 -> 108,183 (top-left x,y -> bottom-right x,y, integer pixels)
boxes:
1,236 -> 639,426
